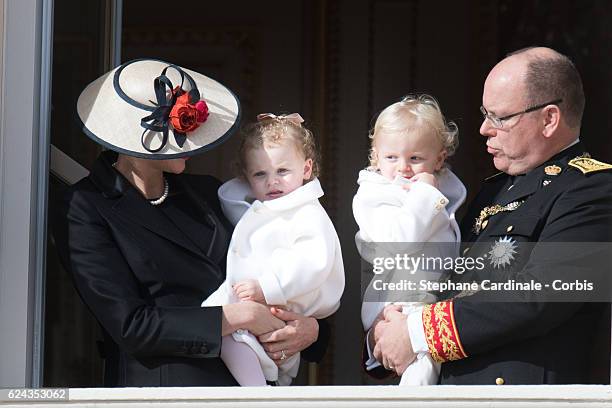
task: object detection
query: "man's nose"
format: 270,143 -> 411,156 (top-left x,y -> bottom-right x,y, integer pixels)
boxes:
480,118 -> 495,137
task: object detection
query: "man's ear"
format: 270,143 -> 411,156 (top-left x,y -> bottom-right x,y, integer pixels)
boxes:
303,158 -> 313,180
542,105 -> 561,138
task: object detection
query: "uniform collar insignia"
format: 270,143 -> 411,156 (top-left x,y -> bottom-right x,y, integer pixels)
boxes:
544,165 -> 562,175
568,156 -> 612,175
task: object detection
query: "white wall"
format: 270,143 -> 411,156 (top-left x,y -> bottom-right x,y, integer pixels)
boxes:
0,0 -> 49,387
3,386 -> 612,407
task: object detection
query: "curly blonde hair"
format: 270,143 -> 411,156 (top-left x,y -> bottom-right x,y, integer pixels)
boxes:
368,94 -> 458,169
236,115 -> 320,180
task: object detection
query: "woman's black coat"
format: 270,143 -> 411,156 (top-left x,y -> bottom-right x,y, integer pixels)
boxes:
53,151 -> 328,386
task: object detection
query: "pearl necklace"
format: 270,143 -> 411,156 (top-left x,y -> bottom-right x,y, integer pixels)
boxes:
149,177 -> 169,205
112,162 -> 169,206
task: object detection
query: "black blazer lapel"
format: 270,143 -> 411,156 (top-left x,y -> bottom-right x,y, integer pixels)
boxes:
169,175 -> 233,263
112,187 -> 207,260
90,151 -> 207,259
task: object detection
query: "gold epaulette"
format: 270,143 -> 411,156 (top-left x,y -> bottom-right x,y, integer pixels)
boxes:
484,171 -> 505,182
568,157 -> 612,175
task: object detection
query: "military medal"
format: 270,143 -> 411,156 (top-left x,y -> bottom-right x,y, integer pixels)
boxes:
473,200 -> 524,235
488,236 -> 518,269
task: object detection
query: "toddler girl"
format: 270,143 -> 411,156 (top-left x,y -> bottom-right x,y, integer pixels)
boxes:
354,95 -> 466,385
202,113 -> 345,386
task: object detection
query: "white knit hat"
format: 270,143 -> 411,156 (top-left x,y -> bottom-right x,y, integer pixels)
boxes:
77,58 -> 241,159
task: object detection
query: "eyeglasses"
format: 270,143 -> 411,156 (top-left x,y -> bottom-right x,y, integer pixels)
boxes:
480,98 -> 563,129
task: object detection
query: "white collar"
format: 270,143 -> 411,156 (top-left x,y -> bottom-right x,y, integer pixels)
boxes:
563,137 -> 580,150
219,178 -> 324,224
357,168 -> 466,215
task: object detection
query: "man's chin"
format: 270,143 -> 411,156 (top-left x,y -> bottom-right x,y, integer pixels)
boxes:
493,158 -> 529,176
492,156 -> 509,173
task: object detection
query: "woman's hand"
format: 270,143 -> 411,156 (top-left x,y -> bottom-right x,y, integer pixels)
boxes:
221,302 -> 285,336
258,307 -> 319,366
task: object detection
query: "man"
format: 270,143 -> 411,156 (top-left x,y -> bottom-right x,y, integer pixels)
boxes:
369,47 -> 612,384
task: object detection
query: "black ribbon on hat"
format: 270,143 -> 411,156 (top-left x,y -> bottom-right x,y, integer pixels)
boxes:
139,65 -> 200,153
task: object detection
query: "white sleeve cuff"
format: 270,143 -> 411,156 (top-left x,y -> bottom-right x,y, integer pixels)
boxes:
364,329 -> 382,371
409,182 -> 449,213
258,272 -> 287,306
407,309 -> 429,354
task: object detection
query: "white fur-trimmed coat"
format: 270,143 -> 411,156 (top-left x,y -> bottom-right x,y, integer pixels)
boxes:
354,168 -> 466,385
204,177 -> 345,317
353,169 -> 466,329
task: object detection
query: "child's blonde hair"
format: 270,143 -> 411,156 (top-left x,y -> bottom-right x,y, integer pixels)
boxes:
236,114 -> 320,180
368,94 -> 458,168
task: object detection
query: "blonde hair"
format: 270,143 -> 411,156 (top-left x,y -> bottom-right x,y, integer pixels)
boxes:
368,94 -> 458,168
236,115 -> 320,180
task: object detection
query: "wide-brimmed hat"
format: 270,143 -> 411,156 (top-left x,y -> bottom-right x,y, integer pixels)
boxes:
77,58 -> 241,159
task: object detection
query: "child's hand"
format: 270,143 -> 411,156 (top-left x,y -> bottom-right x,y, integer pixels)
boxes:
408,172 -> 438,188
234,279 -> 266,303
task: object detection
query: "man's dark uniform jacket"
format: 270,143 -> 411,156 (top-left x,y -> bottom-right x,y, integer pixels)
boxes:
365,142 -> 612,384
431,142 -> 612,385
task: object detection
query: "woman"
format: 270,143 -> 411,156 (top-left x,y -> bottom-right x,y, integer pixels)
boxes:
53,59 -> 328,386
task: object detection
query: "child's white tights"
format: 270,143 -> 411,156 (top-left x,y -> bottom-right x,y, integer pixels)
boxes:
221,335 -> 268,386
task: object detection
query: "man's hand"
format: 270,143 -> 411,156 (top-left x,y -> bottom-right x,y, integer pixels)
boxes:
234,279 -> 266,303
373,308 -> 416,374
368,304 -> 403,350
258,307 -> 319,366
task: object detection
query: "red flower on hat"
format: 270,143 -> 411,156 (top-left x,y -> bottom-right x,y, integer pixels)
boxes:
195,100 -> 209,122
169,87 -> 209,134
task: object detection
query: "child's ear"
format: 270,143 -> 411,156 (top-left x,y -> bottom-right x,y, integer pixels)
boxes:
371,146 -> 378,160
303,158 -> 313,180
435,150 -> 447,171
